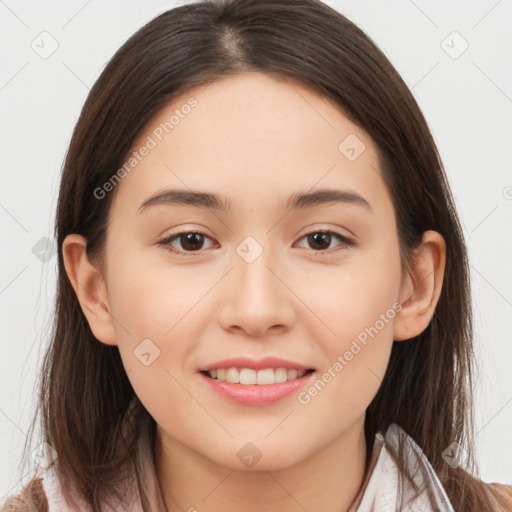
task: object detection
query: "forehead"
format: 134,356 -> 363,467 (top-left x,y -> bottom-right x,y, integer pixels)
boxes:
110,71 -> 389,217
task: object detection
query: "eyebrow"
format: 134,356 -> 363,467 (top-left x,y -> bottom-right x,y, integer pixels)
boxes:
137,188 -> 371,213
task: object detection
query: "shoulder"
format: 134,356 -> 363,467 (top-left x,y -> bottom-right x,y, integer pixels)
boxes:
1,477 -> 48,512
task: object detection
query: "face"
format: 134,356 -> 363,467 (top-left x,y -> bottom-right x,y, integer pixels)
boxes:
99,72 -> 405,470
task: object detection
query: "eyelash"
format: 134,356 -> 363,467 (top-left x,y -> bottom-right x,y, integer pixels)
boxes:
156,229 -> 355,257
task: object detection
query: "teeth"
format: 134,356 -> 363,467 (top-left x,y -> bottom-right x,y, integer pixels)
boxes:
206,367 -> 308,384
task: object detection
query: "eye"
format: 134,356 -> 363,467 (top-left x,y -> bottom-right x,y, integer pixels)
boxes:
157,229 -> 354,256
157,230 -> 217,256
295,230 -> 355,254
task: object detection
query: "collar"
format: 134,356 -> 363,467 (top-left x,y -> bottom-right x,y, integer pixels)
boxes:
40,412 -> 454,511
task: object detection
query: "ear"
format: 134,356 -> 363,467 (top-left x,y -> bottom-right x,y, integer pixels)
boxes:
61,234 -> 118,346
393,230 -> 446,341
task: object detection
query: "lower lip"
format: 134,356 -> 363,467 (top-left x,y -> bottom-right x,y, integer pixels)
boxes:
199,371 -> 315,405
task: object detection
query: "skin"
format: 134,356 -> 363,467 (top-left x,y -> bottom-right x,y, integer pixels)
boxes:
63,72 -> 446,512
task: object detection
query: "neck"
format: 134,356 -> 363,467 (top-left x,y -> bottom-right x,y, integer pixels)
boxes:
154,415 -> 368,512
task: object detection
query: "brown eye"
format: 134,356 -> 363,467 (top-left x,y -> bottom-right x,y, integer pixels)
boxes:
157,230 -> 216,255
307,232 -> 332,251
296,230 -> 354,253
177,232 -> 206,251
157,229 -> 354,257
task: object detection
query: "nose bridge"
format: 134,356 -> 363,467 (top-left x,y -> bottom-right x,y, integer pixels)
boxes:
234,234 -> 283,306
218,234 -> 295,335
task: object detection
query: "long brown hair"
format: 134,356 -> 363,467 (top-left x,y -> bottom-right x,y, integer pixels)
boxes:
4,0 -> 511,510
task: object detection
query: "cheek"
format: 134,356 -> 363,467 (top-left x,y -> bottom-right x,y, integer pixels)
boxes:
296,283 -> 399,437
105,252 -> 207,396
298,242 -> 402,347
296,242 -> 401,407
107,248 -> 207,341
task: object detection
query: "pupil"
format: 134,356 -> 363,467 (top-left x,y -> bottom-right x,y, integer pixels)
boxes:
309,232 -> 330,250
182,233 -> 203,251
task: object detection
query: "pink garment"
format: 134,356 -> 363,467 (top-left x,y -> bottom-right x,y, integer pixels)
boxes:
36,413 -> 455,512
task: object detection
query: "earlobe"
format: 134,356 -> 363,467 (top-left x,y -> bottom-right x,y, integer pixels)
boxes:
393,230 -> 446,341
62,234 -> 118,346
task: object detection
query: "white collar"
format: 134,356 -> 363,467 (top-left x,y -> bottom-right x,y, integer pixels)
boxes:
39,416 -> 454,511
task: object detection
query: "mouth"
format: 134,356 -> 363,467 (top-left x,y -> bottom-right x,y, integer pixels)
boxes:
199,366 -> 316,405
200,367 -> 315,385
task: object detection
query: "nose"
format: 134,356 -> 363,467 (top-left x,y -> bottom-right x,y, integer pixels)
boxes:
216,246 -> 296,338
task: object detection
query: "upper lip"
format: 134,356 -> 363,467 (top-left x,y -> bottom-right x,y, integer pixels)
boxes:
199,357 -> 314,372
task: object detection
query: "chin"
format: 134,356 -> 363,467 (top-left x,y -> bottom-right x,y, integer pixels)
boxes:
217,441 -> 309,472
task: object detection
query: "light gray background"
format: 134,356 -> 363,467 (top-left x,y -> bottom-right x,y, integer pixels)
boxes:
1,0 -> 511,500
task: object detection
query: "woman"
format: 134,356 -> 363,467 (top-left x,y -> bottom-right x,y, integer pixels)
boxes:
3,0 -> 512,510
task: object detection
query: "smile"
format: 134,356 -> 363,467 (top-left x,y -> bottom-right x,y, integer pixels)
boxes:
199,368 -> 315,406
202,367 -> 313,385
